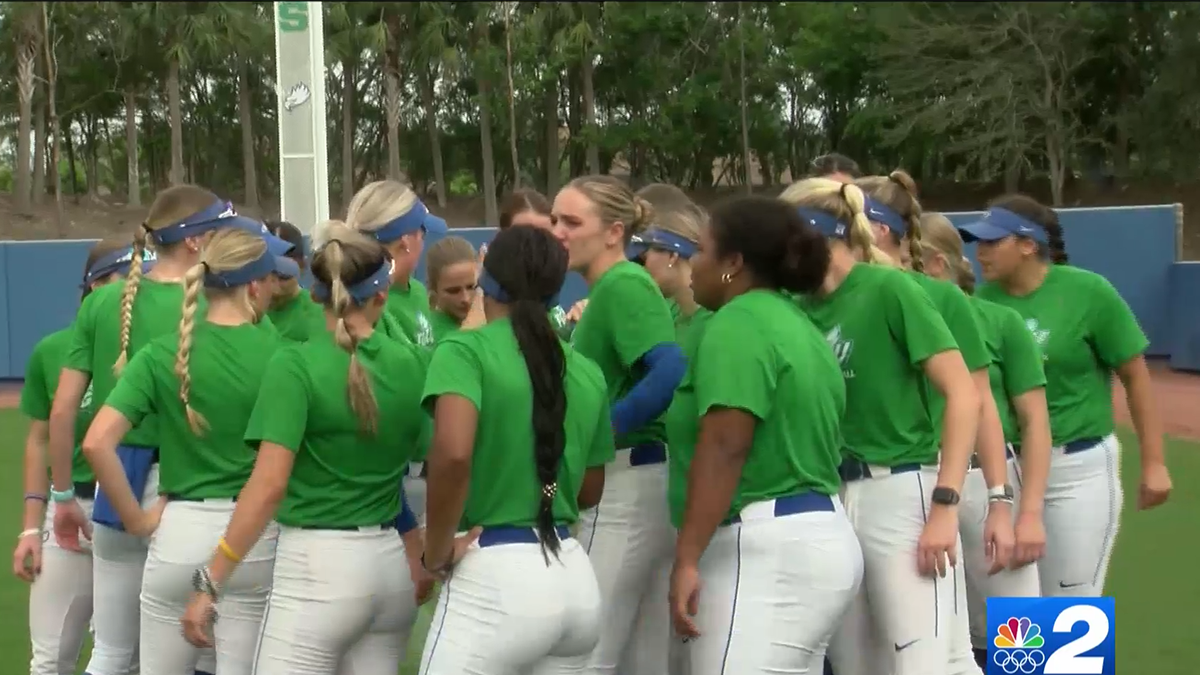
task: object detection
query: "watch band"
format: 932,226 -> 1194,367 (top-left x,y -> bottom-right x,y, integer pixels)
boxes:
49,487 -> 75,503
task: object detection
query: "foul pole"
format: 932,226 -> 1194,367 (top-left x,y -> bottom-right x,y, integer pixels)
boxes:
273,1 -> 330,235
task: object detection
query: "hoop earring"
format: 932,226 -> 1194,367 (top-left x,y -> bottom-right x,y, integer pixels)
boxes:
720,272 -> 732,284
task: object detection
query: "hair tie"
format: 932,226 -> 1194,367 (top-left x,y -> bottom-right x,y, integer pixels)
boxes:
200,261 -> 211,272
839,183 -> 851,201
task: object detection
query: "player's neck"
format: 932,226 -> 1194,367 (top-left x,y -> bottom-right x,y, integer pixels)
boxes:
1001,262 -> 1049,297
584,250 -> 625,286
818,248 -> 857,297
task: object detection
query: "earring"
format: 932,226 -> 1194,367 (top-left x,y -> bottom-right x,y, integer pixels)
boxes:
721,272 -> 732,284
668,262 -> 674,269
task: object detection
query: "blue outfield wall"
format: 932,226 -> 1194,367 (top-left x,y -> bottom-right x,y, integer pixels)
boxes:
0,203 -> 1193,379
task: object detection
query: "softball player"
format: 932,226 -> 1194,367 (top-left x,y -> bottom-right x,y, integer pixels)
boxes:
500,187 -> 555,231
810,152 -> 863,183
15,239 -> 137,675
46,185 -> 259,675
550,175 -> 686,675
265,220 -> 326,342
181,224 -> 429,675
782,178 -> 979,675
670,195 -> 863,674
425,235 -> 479,341
419,224 -> 612,674
82,226 -> 293,675
857,173 -> 1015,675
919,213 -> 1051,668
961,195 -> 1171,599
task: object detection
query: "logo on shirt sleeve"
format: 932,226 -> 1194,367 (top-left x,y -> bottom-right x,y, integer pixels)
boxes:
79,381 -> 94,412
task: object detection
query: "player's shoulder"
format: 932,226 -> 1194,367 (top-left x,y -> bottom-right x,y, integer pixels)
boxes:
1048,264 -> 1114,293
33,326 -> 75,357
566,344 -> 606,390
597,261 -> 662,299
80,279 -> 125,315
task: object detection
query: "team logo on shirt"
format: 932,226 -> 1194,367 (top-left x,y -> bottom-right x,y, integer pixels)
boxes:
550,306 -> 567,329
824,325 -> 855,379
416,312 -> 435,348
80,381 -> 94,412
1024,318 -> 1051,361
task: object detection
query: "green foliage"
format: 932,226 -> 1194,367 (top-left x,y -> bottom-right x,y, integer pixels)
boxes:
2,1 -> 1199,211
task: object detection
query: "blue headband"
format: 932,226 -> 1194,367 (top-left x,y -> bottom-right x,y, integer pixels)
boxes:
863,196 -> 908,236
957,207 -> 1048,245
478,268 -> 557,309
150,200 -> 270,246
371,200 -> 449,244
625,228 -> 698,261
797,207 -> 849,239
310,258 -> 394,304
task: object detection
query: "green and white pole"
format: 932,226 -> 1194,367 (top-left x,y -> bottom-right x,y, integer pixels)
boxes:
274,1 -> 329,235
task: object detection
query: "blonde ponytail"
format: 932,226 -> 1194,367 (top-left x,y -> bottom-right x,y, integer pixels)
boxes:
176,262 -> 209,434
840,184 -> 895,266
113,226 -> 148,375
324,239 -> 379,436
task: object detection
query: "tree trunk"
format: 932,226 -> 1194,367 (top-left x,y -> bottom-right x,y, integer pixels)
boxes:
581,48 -> 600,174
65,119 -> 78,198
124,87 -> 140,207
341,59 -> 356,206
84,114 -> 100,199
737,6 -> 752,194
504,5 -> 521,189
420,68 -> 447,207
33,88 -> 46,203
384,23 -> 403,182
15,23 -> 37,213
237,58 -> 259,209
478,70 -> 500,226
167,56 -> 184,185
41,2 -> 63,233
544,79 -> 560,195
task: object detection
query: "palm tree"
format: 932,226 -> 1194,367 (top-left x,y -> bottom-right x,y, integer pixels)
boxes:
12,3 -> 42,212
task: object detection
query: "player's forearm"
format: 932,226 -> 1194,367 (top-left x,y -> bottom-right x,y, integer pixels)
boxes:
936,384 -> 979,493
973,372 -> 1009,489
1014,390 -> 1051,514
46,410 -> 77,493
1123,362 -> 1164,468
83,442 -> 142,529
423,457 -> 470,568
677,426 -> 746,566
22,426 -> 49,530
209,475 -> 285,585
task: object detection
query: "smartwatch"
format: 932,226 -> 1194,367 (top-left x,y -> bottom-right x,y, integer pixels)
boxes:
987,484 -> 1015,503
930,486 -> 961,507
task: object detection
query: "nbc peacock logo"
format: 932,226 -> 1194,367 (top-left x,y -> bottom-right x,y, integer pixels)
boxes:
993,617 -> 1046,674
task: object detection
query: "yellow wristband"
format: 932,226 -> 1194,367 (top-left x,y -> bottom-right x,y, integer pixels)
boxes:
217,538 -> 242,563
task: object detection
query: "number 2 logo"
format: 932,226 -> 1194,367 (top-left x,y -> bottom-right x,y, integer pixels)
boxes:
1044,605 -> 1110,675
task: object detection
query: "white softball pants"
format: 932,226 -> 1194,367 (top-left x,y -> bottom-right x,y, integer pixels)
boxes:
250,525 -> 418,675
827,465 -> 969,675
29,498 -> 94,675
681,494 -> 863,675
140,499 -> 277,675
1033,433 -> 1122,597
575,448 -> 676,675
420,527 -> 602,674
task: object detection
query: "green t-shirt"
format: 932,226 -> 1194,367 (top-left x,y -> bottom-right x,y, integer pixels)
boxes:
267,289 -> 326,343
66,278 -> 189,449
244,330 -> 428,528
797,264 -> 958,466
20,326 -> 97,483
971,297 -> 1047,443
693,291 -> 843,522
910,272 -> 991,445
664,306 -> 714,526
429,309 -> 462,342
104,323 -> 281,499
570,261 -> 676,449
421,318 -> 614,529
385,278 -> 435,348
976,265 -> 1147,446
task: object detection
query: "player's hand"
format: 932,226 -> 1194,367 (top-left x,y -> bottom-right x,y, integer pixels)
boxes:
181,591 -> 217,648
917,505 -> 958,578
669,560 -> 702,639
1138,461 -> 1171,511
12,530 -> 43,582
52,498 -> 92,553
1012,510 -> 1046,567
127,496 -> 168,538
461,245 -> 489,330
402,527 -> 436,605
566,299 -> 589,324
983,500 -> 1015,575
425,527 -> 483,582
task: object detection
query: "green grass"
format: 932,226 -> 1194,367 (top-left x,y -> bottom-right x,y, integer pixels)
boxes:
0,408 -> 1195,674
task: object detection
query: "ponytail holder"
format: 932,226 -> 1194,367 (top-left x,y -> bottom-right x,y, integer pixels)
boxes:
839,183 -> 850,199
140,222 -> 153,234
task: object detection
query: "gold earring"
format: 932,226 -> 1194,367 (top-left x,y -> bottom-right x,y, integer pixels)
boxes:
721,272 -> 732,284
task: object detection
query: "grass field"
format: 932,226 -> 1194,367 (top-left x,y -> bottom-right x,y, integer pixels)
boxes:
0,408 -> 1195,674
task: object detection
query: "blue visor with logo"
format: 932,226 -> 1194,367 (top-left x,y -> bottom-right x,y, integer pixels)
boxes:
81,246 -> 157,287
371,200 -> 449,244
863,196 -> 907,236
227,218 -> 301,279
204,247 -> 296,288
797,207 -> 849,239
310,258 -> 395,304
957,207 -> 1048,244
624,228 -> 698,261
150,200 -> 273,246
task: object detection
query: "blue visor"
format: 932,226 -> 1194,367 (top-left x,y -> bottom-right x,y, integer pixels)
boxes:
863,196 -> 907,236
310,258 -> 394,304
371,200 -> 449,244
151,200 -> 273,246
204,248 -> 295,288
624,228 -> 697,261
797,207 -> 849,239
957,207 -> 1047,244
81,246 -> 136,287
478,268 -> 558,309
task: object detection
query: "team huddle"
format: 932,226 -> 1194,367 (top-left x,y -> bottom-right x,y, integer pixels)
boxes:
12,153 -> 1173,675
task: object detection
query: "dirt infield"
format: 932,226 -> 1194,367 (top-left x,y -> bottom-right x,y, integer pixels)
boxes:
1,360 -> 1197,441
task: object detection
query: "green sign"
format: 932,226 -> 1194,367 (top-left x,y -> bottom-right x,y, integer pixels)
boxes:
277,2 -> 308,33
